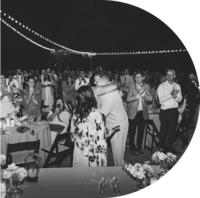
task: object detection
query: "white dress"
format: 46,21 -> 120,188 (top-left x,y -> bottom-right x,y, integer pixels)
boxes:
0,90 -> 16,118
42,81 -> 54,112
47,110 -> 70,144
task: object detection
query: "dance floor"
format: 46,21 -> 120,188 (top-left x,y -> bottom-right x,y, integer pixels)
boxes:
59,128 -> 195,168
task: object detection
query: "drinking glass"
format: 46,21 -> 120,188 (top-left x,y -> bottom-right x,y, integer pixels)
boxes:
37,115 -> 42,123
111,177 -> 120,195
29,115 -> 34,125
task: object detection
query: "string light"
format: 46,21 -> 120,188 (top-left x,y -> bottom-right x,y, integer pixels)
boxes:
1,18 -> 55,52
1,10 -> 94,56
1,10 -> 188,56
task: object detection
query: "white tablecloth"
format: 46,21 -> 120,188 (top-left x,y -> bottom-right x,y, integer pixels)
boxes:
1,121 -> 51,166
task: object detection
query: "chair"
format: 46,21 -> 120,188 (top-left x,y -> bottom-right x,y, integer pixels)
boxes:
65,100 -> 75,114
41,132 -> 72,168
6,140 -> 40,167
175,113 -> 190,148
144,119 -> 159,153
50,124 -> 65,134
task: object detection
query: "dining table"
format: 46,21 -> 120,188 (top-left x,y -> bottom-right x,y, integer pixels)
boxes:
4,165 -> 160,198
0,121 -> 52,166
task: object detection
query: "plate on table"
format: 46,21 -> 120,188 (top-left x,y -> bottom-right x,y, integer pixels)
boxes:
0,129 -> 6,135
17,126 -> 32,133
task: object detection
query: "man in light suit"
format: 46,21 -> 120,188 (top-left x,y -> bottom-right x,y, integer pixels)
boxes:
127,71 -> 152,157
120,68 -> 134,92
94,71 -> 129,166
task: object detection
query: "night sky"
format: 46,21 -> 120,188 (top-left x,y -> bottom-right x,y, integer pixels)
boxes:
1,0 -> 195,73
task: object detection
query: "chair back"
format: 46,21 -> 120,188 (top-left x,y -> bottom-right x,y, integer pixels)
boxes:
42,132 -> 70,168
6,140 -> 40,166
49,124 -> 65,134
65,101 -> 75,114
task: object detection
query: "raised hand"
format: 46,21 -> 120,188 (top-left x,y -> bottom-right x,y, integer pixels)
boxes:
139,87 -> 145,96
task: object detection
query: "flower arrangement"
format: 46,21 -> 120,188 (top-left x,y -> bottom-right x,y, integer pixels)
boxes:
122,161 -> 156,189
2,163 -> 27,182
0,155 -> 6,168
151,151 -> 177,178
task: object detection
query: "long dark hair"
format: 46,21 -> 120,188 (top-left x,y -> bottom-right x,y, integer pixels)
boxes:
74,86 -> 97,123
66,75 -> 74,85
44,73 -> 51,82
112,72 -> 121,83
52,96 -> 65,111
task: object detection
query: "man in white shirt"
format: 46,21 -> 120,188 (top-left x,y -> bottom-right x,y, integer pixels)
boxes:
157,70 -> 182,154
9,75 -> 21,95
75,70 -> 89,90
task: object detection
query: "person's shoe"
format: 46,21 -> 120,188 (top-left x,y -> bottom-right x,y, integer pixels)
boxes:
130,150 -> 137,157
136,149 -> 144,156
167,148 -> 181,155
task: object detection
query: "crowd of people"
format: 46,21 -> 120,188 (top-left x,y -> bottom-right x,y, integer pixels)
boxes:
0,66 -> 199,167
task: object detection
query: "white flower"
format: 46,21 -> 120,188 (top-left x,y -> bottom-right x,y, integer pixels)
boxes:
136,171 -> 145,179
151,151 -> 160,163
152,151 -> 167,162
166,152 -> 177,163
0,154 -> 6,166
15,168 -> 27,179
134,163 -> 143,171
3,170 -> 12,179
158,152 -> 167,161
143,164 -> 154,175
130,167 -> 137,177
7,163 -> 18,171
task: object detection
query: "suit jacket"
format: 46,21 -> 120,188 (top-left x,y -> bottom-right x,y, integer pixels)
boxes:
99,90 -> 128,129
120,75 -> 134,84
127,83 -> 152,120
185,80 -> 200,106
120,75 -> 134,92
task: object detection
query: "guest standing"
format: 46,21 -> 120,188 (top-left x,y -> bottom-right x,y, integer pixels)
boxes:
120,68 -> 134,92
185,72 -> 200,127
157,70 -> 182,154
111,73 -> 122,89
127,71 -> 152,157
41,73 -> 54,112
75,70 -> 89,90
22,76 -> 41,118
62,76 -> 76,105
70,86 -> 118,167
0,75 -> 16,118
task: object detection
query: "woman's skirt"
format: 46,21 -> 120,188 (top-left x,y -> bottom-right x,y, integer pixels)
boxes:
72,143 -> 89,167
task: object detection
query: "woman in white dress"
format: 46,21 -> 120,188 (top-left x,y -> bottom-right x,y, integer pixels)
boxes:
47,97 -> 70,144
41,73 -> 54,112
0,75 -> 16,118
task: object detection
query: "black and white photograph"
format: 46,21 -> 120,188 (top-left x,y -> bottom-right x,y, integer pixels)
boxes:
0,0 -> 199,197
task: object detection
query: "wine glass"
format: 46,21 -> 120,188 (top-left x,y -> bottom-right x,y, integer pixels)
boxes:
29,115 -> 34,125
37,115 -> 42,124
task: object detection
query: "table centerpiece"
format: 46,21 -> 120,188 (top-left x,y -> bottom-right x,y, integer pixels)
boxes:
151,151 -> 177,178
122,161 -> 155,191
2,163 -> 27,198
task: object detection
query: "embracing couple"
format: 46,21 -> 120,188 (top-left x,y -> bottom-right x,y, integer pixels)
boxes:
70,70 -> 128,167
